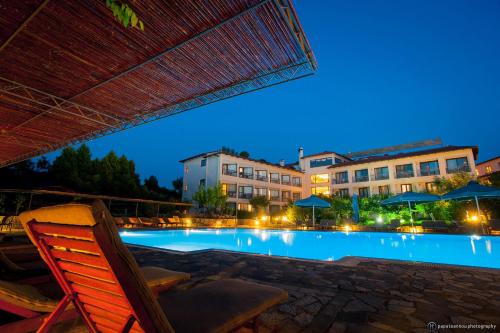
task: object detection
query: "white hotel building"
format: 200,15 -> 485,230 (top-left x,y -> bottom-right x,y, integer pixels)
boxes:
181,145 -> 478,212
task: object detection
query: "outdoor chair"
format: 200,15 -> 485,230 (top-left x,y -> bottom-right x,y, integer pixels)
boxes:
421,220 -> 449,232
487,219 -> 500,235
114,217 -> 125,228
318,219 -> 336,230
152,217 -> 169,228
19,200 -> 287,333
0,215 -> 15,232
138,217 -> 158,228
167,216 -> 183,227
123,217 -> 143,228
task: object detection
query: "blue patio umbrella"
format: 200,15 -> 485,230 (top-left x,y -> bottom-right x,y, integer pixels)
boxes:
382,191 -> 440,227
352,194 -> 360,223
294,195 -> 331,227
442,181 -> 500,232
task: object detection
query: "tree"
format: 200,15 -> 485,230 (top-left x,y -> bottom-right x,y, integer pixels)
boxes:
172,177 -> 183,198
192,183 -> 227,215
36,156 -> 51,171
239,151 -> 250,158
433,172 -> 475,195
249,196 -> 269,214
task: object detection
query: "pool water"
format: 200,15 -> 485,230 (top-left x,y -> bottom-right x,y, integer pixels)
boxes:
120,229 -> 500,269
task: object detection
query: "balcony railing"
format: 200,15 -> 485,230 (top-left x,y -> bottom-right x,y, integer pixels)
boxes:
270,196 -> 280,201
226,191 -> 237,198
222,170 -> 237,177
238,193 -> 253,199
292,182 -> 302,187
446,166 -> 471,174
270,178 -> 280,184
282,197 -> 291,202
281,180 -> 291,185
373,173 -> 389,181
395,171 -> 414,179
332,178 -> 349,184
255,175 -> 268,182
418,169 -> 440,177
353,175 -> 369,183
239,173 -> 254,179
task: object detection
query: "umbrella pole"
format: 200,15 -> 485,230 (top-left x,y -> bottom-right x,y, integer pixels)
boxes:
313,205 -> 315,229
474,196 -> 485,234
408,201 -> 414,228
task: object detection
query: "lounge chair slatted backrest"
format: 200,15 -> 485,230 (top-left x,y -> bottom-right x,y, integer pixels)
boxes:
20,201 -> 174,333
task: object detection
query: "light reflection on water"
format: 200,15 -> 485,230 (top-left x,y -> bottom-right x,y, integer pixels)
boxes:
119,229 -> 500,269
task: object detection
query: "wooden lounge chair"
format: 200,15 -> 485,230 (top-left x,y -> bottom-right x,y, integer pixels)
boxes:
0,215 -> 15,232
19,201 -> 287,333
487,219 -> 500,235
318,219 -> 336,230
166,216 -> 183,227
421,220 -> 449,233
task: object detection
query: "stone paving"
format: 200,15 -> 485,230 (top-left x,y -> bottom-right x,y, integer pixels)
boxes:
130,247 -> 500,333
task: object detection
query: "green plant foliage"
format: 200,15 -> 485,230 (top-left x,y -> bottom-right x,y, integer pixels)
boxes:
105,0 -> 144,30
192,183 -> 227,216
249,195 -> 270,214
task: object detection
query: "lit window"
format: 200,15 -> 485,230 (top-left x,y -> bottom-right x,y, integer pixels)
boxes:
311,174 -> 329,184
425,182 -> 438,193
401,184 -> 412,193
311,186 -> 330,195
486,166 -> 492,174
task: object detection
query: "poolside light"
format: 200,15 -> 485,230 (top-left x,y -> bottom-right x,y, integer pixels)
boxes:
470,215 -> 479,222
281,215 -> 289,222
255,220 -> 260,227
376,216 -> 383,223
343,225 -> 352,232
186,218 -> 192,227
260,215 -> 269,222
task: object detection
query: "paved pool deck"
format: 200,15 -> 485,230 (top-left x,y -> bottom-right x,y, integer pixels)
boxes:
130,246 -> 500,333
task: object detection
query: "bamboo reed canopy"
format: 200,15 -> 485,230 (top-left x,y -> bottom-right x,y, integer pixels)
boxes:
0,0 -> 316,167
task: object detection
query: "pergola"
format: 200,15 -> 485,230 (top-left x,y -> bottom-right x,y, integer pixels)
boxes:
0,0 -> 316,168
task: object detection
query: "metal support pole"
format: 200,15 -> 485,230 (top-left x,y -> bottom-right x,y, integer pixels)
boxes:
135,202 -> 139,217
475,196 -> 485,234
408,201 -> 414,228
156,204 -> 160,218
28,193 -> 33,210
312,205 -> 315,228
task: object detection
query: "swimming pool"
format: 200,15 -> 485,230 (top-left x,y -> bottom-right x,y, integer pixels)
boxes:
120,229 -> 500,269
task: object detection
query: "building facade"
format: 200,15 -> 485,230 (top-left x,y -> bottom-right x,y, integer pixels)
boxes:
181,145 -> 479,209
476,156 -> 499,185
181,152 -> 304,213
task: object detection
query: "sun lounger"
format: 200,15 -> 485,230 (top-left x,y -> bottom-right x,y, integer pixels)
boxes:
0,215 -> 15,232
167,216 -> 184,227
318,219 -> 336,230
19,200 -> 287,333
421,220 -> 450,232
389,219 -> 401,231
487,219 -> 500,235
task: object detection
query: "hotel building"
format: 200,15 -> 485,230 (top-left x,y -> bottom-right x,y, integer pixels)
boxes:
181,145 -> 478,211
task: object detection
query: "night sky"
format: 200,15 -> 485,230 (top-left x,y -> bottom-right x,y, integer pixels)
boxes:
45,0 -> 500,187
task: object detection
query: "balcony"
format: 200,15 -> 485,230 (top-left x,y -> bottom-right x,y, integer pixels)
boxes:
238,193 -> 253,199
222,170 -> 237,177
256,175 -> 268,182
418,169 -> 440,177
447,166 -> 471,174
353,175 -> 369,183
281,180 -> 291,185
292,182 -> 302,187
239,173 -> 254,179
270,196 -> 280,201
226,191 -> 237,198
373,174 -> 389,181
281,197 -> 291,202
332,178 -> 349,185
395,171 -> 414,179
270,178 -> 280,184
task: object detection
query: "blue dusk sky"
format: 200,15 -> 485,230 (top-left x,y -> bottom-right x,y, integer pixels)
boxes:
45,0 -> 500,187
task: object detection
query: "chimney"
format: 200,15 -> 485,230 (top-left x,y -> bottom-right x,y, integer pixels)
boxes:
298,147 -> 304,171
279,159 -> 285,167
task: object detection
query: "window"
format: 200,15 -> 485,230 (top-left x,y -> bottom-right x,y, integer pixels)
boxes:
184,166 -> 189,174
238,186 -> 253,199
199,179 -> 206,188
310,174 -> 329,184
425,182 -> 438,193
486,166 -> 492,174
282,191 -> 291,201
354,169 -> 369,182
374,167 -> 389,180
270,189 -> 280,200
239,166 -> 253,179
222,163 -> 237,176
183,185 -> 188,191
446,157 -> 470,173
238,203 -> 252,212
337,188 -> 349,197
311,186 -> 330,195
334,171 -> 349,184
222,183 -> 237,197
256,170 -> 268,181
281,174 -> 291,185
334,157 -> 343,164
395,164 -> 414,178
270,173 -> 280,184
225,202 -> 237,211
200,159 -> 206,167
358,187 -> 369,198
419,160 -> 440,176
310,157 -> 333,168
269,205 -> 281,214
254,187 -> 267,197
292,177 -> 302,187
401,184 -> 412,193
378,185 -> 390,196
292,192 -> 301,201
